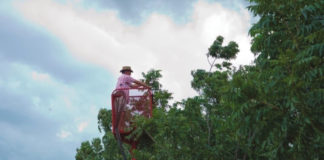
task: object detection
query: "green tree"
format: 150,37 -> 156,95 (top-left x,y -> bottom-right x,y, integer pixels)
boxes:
75,69 -> 172,160
132,0 -> 323,159
236,0 -> 324,159
141,69 -> 173,110
76,0 -> 323,159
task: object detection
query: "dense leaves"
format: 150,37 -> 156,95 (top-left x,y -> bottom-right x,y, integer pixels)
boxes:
76,0 -> 323,159
141,69 -> 173,110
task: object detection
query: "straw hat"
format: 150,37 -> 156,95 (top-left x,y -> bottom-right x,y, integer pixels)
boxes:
120,66 -> 133,73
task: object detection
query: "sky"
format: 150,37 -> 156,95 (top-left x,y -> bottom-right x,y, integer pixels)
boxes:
0,0 -> 255,159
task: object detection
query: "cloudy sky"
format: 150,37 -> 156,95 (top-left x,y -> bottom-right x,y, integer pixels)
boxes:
0,0 -> 255,159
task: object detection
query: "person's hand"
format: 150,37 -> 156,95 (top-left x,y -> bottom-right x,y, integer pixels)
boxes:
137,86 -> 145,91
131,83 -> 140,88
144,84 -> 151,89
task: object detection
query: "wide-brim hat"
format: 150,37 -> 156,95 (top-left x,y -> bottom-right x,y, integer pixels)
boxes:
120,66 -> 133,72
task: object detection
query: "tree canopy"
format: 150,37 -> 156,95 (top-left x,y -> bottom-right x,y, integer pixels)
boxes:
76,0 -> 323,159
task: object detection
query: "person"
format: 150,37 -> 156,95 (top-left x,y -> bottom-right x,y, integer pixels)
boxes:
116,66 -> 150,89
114,66 -> 150,131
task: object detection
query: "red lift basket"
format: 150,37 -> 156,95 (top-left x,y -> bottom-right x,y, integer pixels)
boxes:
111,87 -> 153,143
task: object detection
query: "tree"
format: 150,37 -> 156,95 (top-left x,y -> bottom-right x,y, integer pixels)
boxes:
239,0 -> 323,159
75,69 -> 173,160
141,69 -> 173,110
76,0 -> 323,159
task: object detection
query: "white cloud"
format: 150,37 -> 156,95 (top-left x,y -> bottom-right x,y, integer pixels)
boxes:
77,121 -> 88,132
14,0 -> 254,102
8,80 -> 22,89
63,96 -> 73,109
56,130 -> 72,139
31,71 -> 51,82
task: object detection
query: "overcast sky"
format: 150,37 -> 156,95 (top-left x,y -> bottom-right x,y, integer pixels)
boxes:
0,0 -> 255,159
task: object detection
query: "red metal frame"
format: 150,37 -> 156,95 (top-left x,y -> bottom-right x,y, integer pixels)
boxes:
111,87 -> 153,146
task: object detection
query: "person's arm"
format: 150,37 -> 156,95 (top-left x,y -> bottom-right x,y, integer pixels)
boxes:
133,80 -> 150,88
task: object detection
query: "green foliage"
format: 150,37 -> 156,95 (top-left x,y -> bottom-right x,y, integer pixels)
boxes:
76,0 -> 323,159
97,109 -> 112,133
75,138 -> 105,160
141,69 -> 173,110
208,35 -> 239,60
75,69 -> 173,160
76,109 -> 132,160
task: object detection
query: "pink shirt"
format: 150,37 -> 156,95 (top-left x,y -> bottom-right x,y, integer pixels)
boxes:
116,74 -> 135,89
